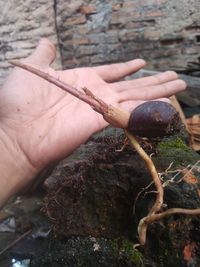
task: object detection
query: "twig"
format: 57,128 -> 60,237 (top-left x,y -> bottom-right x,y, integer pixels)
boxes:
0,229 -> 32,256
9,60 -> 108,115
9,60 -> 130,129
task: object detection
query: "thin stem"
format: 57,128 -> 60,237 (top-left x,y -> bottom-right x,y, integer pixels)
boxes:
9,60 -> 130,129
9,60 -> 108,115
125,130 -> 164,215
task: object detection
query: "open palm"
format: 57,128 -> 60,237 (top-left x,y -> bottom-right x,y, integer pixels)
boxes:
0,39 -> 186,174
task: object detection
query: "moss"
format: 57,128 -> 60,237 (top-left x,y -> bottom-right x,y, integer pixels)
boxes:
111,238 -> 144,267
158,137 -> 189,150
31,236 -> 145,267
155,136 -> 199,169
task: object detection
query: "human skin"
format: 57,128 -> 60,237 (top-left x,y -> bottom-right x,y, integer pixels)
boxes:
0,38 -> 186,207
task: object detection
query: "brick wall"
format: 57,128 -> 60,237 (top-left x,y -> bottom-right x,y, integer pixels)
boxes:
0,0 -> 199,84
0,0 -> 62,85
57,0 -> 200,71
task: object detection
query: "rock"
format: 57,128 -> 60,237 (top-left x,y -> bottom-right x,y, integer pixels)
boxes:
44,128 -> 151,238
31,237 -> 145,267
1,127 -> 200,266
41,127 -> 200,266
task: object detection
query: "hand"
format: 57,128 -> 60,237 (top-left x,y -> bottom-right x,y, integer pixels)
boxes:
0,38 -> 186,205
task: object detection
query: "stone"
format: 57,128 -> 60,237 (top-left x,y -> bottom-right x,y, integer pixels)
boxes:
66,15 -> 87,25
0,0 -> 62,85
79,5 -> 97,14
1,127 -> 200,266
76,45 -> 97,57
42,127 -> 200,266
1,0 -> 200,85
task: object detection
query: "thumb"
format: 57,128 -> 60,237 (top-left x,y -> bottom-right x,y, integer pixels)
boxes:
23,38 -> 56,67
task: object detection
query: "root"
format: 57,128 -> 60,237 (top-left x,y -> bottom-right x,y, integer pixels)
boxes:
126,130 -> 200,246
125,130 -> 163,216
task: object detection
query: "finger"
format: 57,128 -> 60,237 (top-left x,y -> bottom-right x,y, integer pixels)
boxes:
93,59 -> 146,82
120,98 -> 170,113
23,38 -> 56,67
111,71 -> 178,92
119,79 -> 187,102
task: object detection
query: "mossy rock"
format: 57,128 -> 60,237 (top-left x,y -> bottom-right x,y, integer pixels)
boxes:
31,236 -> 146,267
5,128 -> 199,267
41,128 -> 200,267
143,136 -> 200,267
155,136 -> 199,169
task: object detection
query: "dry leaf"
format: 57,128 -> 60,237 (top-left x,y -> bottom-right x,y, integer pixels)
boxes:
182,169 -> 198,184
170,96 -> 188,130
186,114 -> 200,151
183,241 -> 197,262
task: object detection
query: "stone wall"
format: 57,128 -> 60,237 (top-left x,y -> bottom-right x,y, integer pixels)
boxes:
0,0 -> 62,85
0,0 -> 200,85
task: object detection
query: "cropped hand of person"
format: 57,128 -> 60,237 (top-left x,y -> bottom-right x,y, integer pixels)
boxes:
0,38 -> 186,206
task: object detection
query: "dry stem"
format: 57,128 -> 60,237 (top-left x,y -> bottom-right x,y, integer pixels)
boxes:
9,60 -> 108,114
9,60 -> 130,129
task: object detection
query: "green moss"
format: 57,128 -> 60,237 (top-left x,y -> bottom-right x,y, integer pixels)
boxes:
158,137 -> 189,150
111,238 -> 144,267
31,236 -> 145,267
155,136 -> 199,168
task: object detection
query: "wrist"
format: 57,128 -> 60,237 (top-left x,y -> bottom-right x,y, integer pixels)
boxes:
0,125 -> 37,208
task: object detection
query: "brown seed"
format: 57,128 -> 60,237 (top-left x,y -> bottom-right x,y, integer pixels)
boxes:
128,101 -> 182,138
